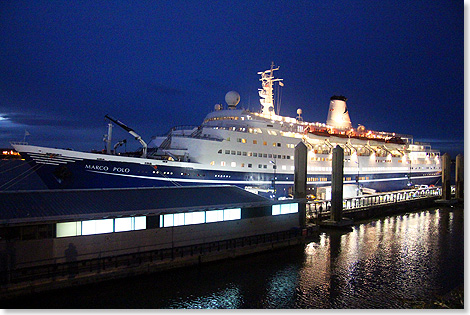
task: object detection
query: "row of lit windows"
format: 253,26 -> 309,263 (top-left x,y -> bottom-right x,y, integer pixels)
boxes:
217,161 -> 294,171
310,157 -> 331,162
306,176 -> 355,182
235,137 -> 296,149
160,208 -> 241,228
55,203 -> 300,238
361,167 -> 409,172
218,149 -> 292,160
161,203 -> 299,228
307,177 -> 328,182
272,203 -> 298,215
56,216 -> 146,238
213,127 -> 262,134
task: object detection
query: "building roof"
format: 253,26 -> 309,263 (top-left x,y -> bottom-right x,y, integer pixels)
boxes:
0,185 -> 272,224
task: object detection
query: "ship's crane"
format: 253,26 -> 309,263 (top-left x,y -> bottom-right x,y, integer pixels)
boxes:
105,115 -> 147,157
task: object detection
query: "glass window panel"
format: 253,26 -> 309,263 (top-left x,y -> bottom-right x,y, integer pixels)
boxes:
163,214 -> 174,227
290,203 -> 298,213
272,204 -> 281,216
174,213 -> 185,226
115,217 -> 132,232
95,219 -> 114,234
184,212 -> 194,225
82,220 -> 96,235
56,222 -> 80,238
206,210 -> 224,223
134,216 -> 146,230
192,211 -> 206,225
280,203 -> 298,214
224,208 -> 241,221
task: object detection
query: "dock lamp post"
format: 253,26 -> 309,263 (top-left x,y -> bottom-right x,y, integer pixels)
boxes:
355,160 -> 361,196
270,160 -> 277,198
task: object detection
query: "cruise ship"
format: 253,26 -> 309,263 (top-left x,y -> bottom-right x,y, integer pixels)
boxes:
11,64 -> 441,197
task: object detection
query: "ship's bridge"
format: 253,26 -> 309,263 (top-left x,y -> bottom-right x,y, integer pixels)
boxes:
202,109 -> 268,129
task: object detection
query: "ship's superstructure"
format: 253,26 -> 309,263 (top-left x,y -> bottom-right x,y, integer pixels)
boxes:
11,64 -> 441,197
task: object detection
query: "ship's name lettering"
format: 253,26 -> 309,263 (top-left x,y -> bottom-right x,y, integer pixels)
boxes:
113,167 -> 130,173
85,165 -> 130,173
85,164 -> 108,171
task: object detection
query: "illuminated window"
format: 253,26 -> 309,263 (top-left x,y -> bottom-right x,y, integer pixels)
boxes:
221,161 -> 226,166
185,211 -> 205,225
163,214 -> 174,227
272,203 -> 298,215
134,216 -> 146,230
82,218 -> 114,235
242,138 -> 247,143
253,140 -> 257,144
263,141 -> 267,145
114,217 -> 132,232
231,162 -> 237,167
56,222 -> 81,238
210,161 -> 215,165
206,209 -> 224,223
174,213 -> 185,226
224,208 -> 241,221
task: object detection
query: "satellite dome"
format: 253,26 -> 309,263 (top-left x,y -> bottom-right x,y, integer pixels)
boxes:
225,91 -> 240,109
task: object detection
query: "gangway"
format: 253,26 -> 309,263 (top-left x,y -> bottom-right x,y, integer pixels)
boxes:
307,187 -> 442,220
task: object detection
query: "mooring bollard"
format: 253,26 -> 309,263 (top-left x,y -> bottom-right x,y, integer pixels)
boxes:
441,153 -> 451,200
294,142 -> 307,228
331,145 -> 344,222
456,154 -> 464,200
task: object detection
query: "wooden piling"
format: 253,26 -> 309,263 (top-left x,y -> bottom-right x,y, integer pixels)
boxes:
456,154 -> 464,200
442,153 -> 451,200
331,146 -> 344,221
294,142 -> 307,228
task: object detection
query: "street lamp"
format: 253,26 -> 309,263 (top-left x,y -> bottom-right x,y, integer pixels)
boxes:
270,160 -> 277,198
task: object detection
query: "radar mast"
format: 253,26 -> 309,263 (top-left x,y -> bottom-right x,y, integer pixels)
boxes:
258,62 -> 283,117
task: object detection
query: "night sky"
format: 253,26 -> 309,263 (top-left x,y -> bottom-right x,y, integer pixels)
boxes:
0,1 -> 464,157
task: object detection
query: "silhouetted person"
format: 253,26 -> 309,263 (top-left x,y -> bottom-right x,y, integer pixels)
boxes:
65,243 -> 78,278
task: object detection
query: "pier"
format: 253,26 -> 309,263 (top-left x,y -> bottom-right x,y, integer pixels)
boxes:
307,187 -> 442,222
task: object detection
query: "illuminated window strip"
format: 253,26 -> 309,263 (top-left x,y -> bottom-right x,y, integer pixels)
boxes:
56,216 -> 147,238
160,208 -> 242,228
272,203 -> 298,216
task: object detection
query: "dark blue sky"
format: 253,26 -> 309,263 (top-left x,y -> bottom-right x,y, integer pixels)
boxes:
0,1 -> 464,157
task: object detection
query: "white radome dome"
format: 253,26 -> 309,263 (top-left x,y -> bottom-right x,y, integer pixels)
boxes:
225,91 -> 240,108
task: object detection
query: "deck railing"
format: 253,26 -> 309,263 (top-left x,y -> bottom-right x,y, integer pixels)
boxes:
307,187 -> 442,218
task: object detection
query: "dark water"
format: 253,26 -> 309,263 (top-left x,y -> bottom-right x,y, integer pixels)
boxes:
2,206 -> 464,309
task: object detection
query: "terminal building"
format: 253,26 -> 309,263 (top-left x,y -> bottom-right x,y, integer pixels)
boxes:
0,185 -> 305,295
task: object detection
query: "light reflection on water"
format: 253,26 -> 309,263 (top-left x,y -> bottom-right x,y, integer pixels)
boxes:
294,208 -> 459,308
4,207 -> 463,308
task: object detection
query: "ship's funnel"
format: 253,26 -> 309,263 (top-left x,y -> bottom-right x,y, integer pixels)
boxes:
326,95 -> 352,130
